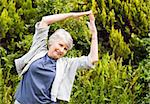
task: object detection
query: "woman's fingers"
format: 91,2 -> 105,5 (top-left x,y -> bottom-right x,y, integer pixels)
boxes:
87,13 -> 97,35
72,10 -> 92,18
85,10 -> 92,15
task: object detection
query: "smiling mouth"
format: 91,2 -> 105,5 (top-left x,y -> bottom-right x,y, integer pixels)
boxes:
55,50 -> 62,56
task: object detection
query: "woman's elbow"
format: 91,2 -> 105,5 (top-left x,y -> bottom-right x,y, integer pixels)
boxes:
91,58 -> 98,64
88,53 -> 98,64
38,19 -> 47,28
42,16 -> 54,24
89,55 -> 98,64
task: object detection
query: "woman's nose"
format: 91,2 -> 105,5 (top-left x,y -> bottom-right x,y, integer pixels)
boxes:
59,47 -> 64,53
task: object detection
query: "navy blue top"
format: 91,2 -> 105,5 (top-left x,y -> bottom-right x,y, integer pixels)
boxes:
15,54 -> 57,104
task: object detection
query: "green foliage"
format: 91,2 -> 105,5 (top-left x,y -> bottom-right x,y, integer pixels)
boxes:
96,0 -> 150,64
135,35 -> 150,104
69,53 -> 140,104
109,26 -> 131,59
0,8 -> 11,38
0,1 -> 35,103
0,46 -> 21,104
0,60 -> 4,104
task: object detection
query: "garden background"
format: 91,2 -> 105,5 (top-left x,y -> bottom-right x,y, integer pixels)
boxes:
0,0 -> 150,104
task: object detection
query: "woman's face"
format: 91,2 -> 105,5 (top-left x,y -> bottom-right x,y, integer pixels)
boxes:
48,40 -> 69,60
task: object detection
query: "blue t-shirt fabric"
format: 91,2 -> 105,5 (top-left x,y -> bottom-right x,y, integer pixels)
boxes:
15,54 -> 58,104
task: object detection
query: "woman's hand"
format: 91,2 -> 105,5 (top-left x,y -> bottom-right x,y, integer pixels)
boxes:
72,10 -> 92,18
87,13 -> 97,35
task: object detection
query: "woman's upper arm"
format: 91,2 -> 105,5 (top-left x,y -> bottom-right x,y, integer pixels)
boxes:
30,22 -> 50,49
67,56 -> 94,70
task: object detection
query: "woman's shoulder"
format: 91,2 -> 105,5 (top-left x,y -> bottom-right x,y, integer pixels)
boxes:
58,56 -> 87,64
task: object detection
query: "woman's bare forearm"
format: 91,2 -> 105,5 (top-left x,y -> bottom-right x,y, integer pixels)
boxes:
41,13 -> 73,26
89,32 -> 98,64
88,14 -> 98,64
39,11 -> 92,27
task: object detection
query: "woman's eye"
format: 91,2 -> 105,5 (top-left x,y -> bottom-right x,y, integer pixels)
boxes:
64,48 -> 68,51
59,44 -> 63,47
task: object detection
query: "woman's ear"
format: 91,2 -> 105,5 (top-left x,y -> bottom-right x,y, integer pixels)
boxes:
47,43 -> 51,50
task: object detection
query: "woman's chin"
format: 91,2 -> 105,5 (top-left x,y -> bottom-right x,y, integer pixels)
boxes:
53,54 -> 61,60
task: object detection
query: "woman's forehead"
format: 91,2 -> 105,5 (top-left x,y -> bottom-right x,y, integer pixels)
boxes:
56,40 -> 69,47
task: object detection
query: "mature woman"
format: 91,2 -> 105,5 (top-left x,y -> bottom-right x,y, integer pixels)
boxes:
14,10 -> 98,104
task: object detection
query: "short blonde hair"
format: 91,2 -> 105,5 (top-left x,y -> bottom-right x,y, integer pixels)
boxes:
48,29 -> 73,50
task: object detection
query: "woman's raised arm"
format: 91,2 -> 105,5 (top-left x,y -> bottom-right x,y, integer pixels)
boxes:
88,13 -> 98,64
39,11 -> 92,28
